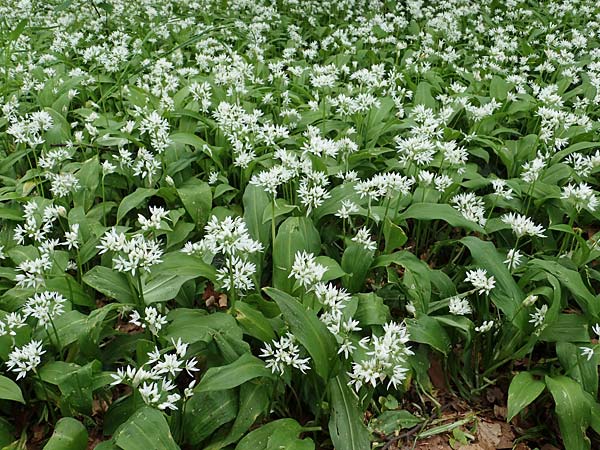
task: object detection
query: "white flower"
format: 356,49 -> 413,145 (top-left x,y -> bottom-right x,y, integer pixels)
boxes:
203,216 -> 263,256
501,213 -> 546,238
451,192 -> 487,227
561,183 -> 598,212
130,307 -> 168,336
22,291 -> 67,328
62,224 -> 80,249
504,249 -> 523,270
335,199 -> 359,219
522,294 -> 538,307
351,227 -> 376,252
592,324 -> 600,338
465,268 -> 495,295
580,346 -> 595,361
529,304 -> 548,328
448,296 -> 472,315
7,341 -> 45,380
260,333 -> 311,375
289,251 -> 327,290
216,255 -> 257,293
475,320 -> 494,333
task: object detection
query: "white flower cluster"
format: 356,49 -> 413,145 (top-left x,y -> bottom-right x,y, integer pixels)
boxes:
98,228 -> 163,275
451,192 -> 487,228
110,338 -> 198,411
129,306 -> 168,336
348,321 -> 413,391
260,332 -> 311,375
464,268 -> 496,295
22,291 -> 67,329
501,212 -> 546,238
6,340 -> 45,380
289,251 -> 327,291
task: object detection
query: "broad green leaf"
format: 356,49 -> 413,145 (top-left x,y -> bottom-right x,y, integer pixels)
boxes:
170,131 -> 206,149
315,255 -> 346,282
557,342 -> 598,398
178,178 -> 212,227
43,418 -> 88,450
166,310 -> 241,345
372,251 -> 432,312
341,242 -> 374,293
234,301 -> 276,341
328,375 -> 371,450
0,376 -> 24,403
235,419 -> 313,450
143,273 -> 197,304
313,183 -> 362,222
184,389 -> 238,446
406,316 -> 450,355
399,203 -> 485,233
353,293 -> 390,326
116,188 -> 157,223
383,218 -> 407,253
461,237 -> 525,321
204,381 -> 271,450
196,353 -> 273,392
545,375 -> 591,450
151,252 -> 216,282
539,314 -> 590,342
114,406 -> 179,450
264,287 -> 337,380
83,266 -> 134,303
261,199 -> 298,224
507,372 -> 546,421
272,217 -> 320,293
243,184 -> 271,246
529,259 -> 599,318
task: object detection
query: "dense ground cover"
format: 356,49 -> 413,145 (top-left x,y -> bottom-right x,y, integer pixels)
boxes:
1,0 -> 600,448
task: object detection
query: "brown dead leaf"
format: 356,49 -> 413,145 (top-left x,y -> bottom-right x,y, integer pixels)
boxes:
218,293 -> 228,308
205,295 -> 216,307
428,356 -> 447,391
493,405 -> 507,420
540,445 -> 561,450
415,435 -> 450,449
457,445 -> 486,450
513,444 -> 530,450
477,420 -> 501,450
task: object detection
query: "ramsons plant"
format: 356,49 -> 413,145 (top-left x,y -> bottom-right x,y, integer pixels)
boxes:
1,0 -> 600,449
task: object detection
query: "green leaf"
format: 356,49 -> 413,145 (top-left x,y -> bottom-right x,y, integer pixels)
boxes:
406,316 -> 450,355
264,287 -> 337,380
43,418 -> 88,450
185,389 -> 238,446
539,314 -> 590,342
196,354 -> 273,392
315,256 -> 346,282
353,293 -> 390,326
272,217 -> 321,293
83,266 -> 134,303
557,342 -> 598,398
234,301 -> 276,341
166,310 -> 241,345
115,407 -> 179,450
399,203 -> 485,233
370,410 -> 422,435
529,259 -> 599,317
383,218 -> 407,253
545,375 -> 591,450
507,372 -> 546,421
243,184 -> 271,246
235,419 -> 313,450
341,243 -> 374,293
143,273 -> 197,304
261,199 -> 298,224
151,252 -> 216,282
170,132 -> 206,149
461,237 -> 525,321
0,376 -> 24,403
116,188 -> 157,223
178,179 -> 212,227
328,375 -> 371,450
